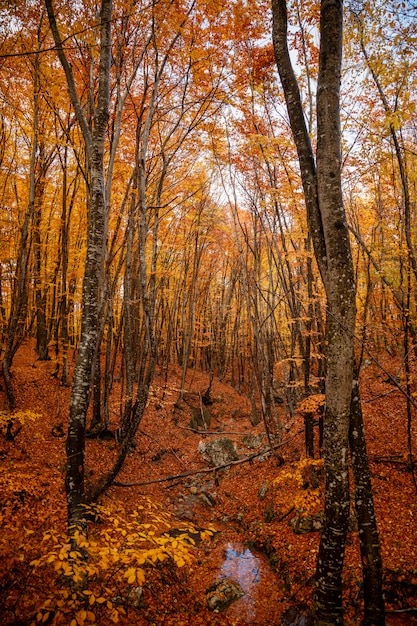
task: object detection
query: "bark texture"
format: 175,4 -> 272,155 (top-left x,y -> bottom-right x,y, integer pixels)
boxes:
45,0 -> 112,530
272,0 -> 384,623
314,2 -> 355,622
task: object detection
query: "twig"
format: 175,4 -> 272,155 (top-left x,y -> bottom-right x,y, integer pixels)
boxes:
364,389 -> 398,403
369,454 -> 416,466
277,506 -> 295,522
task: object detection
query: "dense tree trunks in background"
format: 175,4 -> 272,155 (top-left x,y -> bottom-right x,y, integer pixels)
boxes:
2,39 -> 43,410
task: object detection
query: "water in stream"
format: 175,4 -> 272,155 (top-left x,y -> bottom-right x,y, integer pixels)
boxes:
217,542 -> 281,623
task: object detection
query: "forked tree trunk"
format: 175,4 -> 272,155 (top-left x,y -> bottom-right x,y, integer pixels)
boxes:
272,0 -> 384,624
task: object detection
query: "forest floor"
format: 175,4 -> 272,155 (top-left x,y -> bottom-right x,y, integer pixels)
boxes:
1,340 -> 417,625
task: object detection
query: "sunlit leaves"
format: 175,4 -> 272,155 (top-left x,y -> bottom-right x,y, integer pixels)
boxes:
274,458 -> 324,516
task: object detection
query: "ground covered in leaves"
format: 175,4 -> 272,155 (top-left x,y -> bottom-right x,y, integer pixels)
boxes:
1,341 -> 417,625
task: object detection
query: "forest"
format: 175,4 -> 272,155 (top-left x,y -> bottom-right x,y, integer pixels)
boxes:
0,0 -> 416,624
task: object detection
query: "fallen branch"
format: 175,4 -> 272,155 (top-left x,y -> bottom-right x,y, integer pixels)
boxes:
277,506 -> 295,522
370,454 -> 416,466
113,432 -> 301,488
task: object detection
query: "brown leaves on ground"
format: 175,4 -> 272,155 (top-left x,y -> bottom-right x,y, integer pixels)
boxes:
0,342 -> 416,625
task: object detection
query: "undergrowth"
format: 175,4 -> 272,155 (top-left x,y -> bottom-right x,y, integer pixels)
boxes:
0,497 -> 214,625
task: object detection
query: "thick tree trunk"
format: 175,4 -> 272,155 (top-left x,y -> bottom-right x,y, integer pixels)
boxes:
350,379 -> 385,625
314,2 -> 355,622
272,0 -> 384,623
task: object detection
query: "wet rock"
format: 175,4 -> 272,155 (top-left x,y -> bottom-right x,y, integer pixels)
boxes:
177,508 -> 195,521
198,438 -> 238,467
264,502 -> 276,522
289,510 -> 357,534
206,578 -> 244,612
199,492 -> 216,507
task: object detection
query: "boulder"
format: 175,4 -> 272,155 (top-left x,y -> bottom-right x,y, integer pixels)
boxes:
198,438 -> 238,467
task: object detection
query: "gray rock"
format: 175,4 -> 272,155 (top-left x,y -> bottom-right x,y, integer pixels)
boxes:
127,586 -> 143,608
289,512 -> 324,534
258,482 -> 269,500
198,438 -> 238,467
242,432 -> 266,449
206,578 -> 244,612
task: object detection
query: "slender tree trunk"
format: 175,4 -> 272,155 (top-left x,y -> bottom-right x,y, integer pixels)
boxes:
45,0 -> 112,531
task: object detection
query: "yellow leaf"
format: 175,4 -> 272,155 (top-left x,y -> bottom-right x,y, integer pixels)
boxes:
136,568 -> 145,584
89,593 -> 95,605
124,567 -> 136,584
96,597 -> 106,604
76,609 -> 87,625
42,612 -> 50,623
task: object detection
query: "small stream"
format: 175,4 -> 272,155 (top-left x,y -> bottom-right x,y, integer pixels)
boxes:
216,542 -> 280,623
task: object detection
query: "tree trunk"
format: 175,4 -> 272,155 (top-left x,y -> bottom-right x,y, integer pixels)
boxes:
314,3 -> 355,622
272,0 -> 384,623
45,0 -> 112,531
350,378 -> 385,625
